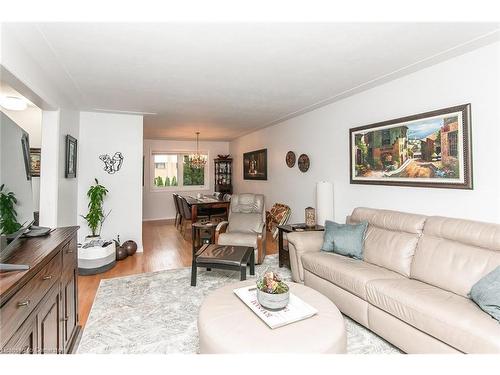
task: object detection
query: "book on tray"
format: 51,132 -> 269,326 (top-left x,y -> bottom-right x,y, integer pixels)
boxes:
233,285 -> 318,329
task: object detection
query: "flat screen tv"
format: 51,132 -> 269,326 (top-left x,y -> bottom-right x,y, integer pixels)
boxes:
0,111 -> 35,263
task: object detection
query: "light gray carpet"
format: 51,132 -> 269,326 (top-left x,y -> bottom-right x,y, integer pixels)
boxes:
77,255 -> 401,354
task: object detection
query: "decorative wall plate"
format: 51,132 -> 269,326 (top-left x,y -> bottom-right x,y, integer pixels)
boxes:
285,151 -> 296,168
298,154 -> 310,172
100,152 -> 124,174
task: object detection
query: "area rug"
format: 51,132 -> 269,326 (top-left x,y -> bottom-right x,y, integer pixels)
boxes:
77,255 -> 400,354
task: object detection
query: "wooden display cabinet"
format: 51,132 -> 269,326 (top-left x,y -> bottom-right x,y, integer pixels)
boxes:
214,158 -> 232,194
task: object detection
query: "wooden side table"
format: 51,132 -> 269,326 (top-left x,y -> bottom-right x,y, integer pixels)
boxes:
277,223 -> 325,268
191,222 -> 217,255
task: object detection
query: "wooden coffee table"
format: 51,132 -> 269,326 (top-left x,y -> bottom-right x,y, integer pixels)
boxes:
191,244 -> 255,286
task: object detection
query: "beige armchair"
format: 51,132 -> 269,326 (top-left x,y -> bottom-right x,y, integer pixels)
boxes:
215,193 -> 266,264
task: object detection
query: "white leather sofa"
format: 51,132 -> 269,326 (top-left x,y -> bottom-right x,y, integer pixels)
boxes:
287,207 -> 500,353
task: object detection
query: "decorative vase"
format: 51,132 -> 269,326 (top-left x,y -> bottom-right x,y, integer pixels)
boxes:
116,245 -> 128,261
123,240 -> 138,256
257,287 -> 290,310
305,207 -> 316,228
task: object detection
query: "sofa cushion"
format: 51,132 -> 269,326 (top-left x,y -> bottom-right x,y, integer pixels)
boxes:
321,220 -> 367,259
366,278 -> 500,353
469,266 -> 500,321
349,207 -> 427,277
301,252 -> 404,299
411,216 -> 500,297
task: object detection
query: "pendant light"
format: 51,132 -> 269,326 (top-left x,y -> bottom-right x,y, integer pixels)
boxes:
188,132 -> 207,169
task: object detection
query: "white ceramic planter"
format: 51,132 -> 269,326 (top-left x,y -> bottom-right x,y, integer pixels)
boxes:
257,288 -> 290,310
78,241 -> 116,275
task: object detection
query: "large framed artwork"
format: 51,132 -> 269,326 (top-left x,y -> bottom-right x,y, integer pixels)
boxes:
350,104 -> 472,189
243,148 -> 267,180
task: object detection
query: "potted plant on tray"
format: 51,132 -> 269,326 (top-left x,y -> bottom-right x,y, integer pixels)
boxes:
80,178 -> 110,240
0,184 -> 22,235
256,271 -> 290,310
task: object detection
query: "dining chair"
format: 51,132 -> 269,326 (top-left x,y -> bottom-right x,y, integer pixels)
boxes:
179,196 -> 209,238
172,193 -> 182,229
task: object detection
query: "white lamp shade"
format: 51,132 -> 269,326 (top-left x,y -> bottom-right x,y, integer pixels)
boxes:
316,181 -> 334,225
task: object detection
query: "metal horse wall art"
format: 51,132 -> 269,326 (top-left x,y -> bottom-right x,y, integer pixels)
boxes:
100,152 -> 124,174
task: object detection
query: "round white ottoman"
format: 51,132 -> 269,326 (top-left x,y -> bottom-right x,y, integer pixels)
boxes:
198,280 -> 346,353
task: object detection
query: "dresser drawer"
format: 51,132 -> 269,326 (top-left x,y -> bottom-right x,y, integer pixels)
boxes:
62,236 -> 77,275
0,250 -> 62,348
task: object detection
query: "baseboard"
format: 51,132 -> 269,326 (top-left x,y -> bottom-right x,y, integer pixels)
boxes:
143,217 -> 176,223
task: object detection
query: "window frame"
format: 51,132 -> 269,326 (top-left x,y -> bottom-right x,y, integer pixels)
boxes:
150,150 -> 210,192
448,130 -> 458,158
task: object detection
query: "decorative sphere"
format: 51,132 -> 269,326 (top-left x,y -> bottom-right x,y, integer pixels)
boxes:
116,246 -> 128,261
123,240 -> 138,256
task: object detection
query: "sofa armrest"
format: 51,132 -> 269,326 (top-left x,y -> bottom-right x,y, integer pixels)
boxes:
287,231 -> 324,282
256,222 -> 266,264
215,221 -> 229,244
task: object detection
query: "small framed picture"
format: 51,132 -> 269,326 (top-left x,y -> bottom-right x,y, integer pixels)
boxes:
65,135 -> 78,178
30,148 -> 41,177
21,133 -> 31,180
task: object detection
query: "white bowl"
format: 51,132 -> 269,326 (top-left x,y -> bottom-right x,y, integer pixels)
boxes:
257,288 -> 290,310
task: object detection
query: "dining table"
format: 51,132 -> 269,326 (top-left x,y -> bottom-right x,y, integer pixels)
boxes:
180,194 -> 231,223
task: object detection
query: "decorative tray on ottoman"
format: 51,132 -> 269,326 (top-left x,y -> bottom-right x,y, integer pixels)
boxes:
234,285 -> 317,329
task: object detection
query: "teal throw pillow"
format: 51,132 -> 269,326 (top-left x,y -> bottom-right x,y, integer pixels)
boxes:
321,220 -> 368,260
469,266 -> 500,322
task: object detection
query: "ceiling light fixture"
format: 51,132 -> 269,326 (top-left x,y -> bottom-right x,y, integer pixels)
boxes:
0,96 -> 28,111
188,132 -> 207,169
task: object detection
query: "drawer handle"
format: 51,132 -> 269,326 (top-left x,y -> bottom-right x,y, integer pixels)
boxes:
64,316 -> 69,321
17,300 -> 30,307
42,275 -> 52,280
66,249 -> 74,254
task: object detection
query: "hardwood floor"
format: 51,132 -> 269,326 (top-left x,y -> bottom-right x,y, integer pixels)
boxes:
77,220 -> 278,326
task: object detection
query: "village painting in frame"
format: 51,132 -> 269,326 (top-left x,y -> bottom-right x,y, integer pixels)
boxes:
350,104 -> 472,189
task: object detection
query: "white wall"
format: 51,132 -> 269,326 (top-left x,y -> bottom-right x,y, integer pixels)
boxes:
39,110 -> 60,227
38,109 -> 80,228
1,107 -> 42,147
57,109 -> 80,226
78,112 -> 143,249
230,42 -> 500,224
143,139 -> 230,221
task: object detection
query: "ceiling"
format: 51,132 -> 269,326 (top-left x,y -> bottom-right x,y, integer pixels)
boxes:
5,23 -> 500,141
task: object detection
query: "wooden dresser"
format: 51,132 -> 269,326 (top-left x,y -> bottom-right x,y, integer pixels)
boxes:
0,227 -> 80,354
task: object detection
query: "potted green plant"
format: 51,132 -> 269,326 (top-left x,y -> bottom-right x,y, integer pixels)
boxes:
80,179 -> 110,240
256,271 -> 290,310
0,184 -> 22,235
